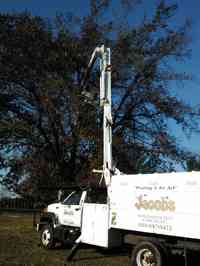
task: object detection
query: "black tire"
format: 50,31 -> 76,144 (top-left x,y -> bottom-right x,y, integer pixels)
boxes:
40,224 -> 55,249
131,241 -> 167,266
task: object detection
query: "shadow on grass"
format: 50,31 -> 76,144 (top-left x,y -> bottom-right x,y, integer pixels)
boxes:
169,251 -> 200,266
66,245 -> 130,263
67,245 -> 200,266
96,245 -> 131,256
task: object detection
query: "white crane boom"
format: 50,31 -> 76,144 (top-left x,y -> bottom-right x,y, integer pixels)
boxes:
87,45 -> 112,186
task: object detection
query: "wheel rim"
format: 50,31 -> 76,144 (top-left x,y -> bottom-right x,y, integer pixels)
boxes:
136,248 -> 156,266
41,229 -> 51,246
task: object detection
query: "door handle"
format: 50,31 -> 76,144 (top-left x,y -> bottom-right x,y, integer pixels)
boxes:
75,207 -> 80,211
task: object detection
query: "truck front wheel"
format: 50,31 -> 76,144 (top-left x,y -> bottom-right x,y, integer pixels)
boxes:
131,241 -> 167,266
40,224 -> 55,249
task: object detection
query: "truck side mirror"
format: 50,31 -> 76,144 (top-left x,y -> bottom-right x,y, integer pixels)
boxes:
58,189 -> 63,202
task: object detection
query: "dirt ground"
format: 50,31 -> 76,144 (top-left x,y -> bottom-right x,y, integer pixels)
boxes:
0,212 -> 199,266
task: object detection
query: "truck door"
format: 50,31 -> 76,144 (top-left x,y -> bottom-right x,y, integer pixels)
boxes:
61,191 -> 85,227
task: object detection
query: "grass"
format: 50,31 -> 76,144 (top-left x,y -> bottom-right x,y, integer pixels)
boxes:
1,212 -> 200,266
0,212 -> 130,266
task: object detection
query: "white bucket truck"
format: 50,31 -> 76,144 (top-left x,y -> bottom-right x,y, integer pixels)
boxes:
37,46 -> 200,266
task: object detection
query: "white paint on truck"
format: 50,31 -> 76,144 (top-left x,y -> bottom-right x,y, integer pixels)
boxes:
47,191 -> 87,227
110,171 -> 200,239
81,203 -> 109,247
81,203 -> 122,248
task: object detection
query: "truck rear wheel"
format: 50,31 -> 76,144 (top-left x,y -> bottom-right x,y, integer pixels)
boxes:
40,224 -> 55,249
131,241 -> 167,266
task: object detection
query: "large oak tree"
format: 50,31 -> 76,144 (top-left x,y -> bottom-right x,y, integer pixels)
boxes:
0,0 -> 199,200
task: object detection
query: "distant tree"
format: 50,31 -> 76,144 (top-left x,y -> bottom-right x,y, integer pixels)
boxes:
186,156 -> 200,171
0,1 -> 199,200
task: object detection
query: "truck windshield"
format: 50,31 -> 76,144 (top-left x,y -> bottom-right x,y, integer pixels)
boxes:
62,191 -> 82,205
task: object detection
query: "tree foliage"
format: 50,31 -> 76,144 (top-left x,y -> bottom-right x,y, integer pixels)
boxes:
0,1 -> 199,199
186,156 -> 200,171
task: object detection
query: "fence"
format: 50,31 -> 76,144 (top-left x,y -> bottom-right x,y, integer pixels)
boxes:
0,197 -> 41,227
0,197 -> 35,210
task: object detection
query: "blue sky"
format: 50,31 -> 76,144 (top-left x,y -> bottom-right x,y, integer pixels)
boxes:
0,0 -> 90,17
0,0 -> 200,194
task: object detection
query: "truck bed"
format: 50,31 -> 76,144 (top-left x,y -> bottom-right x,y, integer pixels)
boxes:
110,172 -> 200,240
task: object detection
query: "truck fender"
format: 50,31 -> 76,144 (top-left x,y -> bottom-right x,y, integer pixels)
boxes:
38,212 -> 58,231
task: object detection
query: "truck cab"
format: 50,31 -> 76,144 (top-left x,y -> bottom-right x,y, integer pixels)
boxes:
47,190 -> 86,228
37,187 -> 107,248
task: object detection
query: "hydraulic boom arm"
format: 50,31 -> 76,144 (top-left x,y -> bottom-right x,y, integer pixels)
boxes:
85,45 -> 112,186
